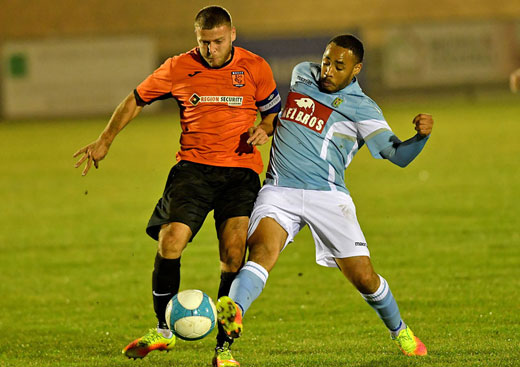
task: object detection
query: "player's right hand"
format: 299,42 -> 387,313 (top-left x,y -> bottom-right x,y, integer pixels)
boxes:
73,139 -> 109,176
412,113 -> 433,137
246,125 -> 269,146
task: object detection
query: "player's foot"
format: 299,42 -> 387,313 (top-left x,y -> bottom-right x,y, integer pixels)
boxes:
216,296 -> 243,338
212,342 -> 240,367
392,326 -> 427,356
122,328 -> 175,359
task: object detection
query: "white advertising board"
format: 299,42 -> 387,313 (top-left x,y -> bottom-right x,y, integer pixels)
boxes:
2,37 -> 157,118
382,22 -> 518,88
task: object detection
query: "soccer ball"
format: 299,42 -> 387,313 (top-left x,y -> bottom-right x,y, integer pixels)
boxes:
165,289 -> 217,341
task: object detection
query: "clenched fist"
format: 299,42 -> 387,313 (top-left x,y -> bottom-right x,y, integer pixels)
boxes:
413,113 -> 433,137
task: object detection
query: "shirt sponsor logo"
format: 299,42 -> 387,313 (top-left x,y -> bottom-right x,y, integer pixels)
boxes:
295,97 -> 315,113
231,71 -> 245,87
280,92 -> 332,133
189,93 -> 201,106
189,93 -> 243,106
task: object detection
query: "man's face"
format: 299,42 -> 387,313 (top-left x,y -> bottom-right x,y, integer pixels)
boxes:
195,24 -> 236,68
319,43 -> 362,93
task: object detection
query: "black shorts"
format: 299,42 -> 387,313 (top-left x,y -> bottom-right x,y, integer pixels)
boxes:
146,161 -> 261,241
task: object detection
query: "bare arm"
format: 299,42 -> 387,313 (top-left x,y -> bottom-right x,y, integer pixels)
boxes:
246,113 -> 278,146
73,91 -> 144,176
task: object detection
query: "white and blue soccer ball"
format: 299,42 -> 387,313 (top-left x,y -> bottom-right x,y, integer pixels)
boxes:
165,289 -> 217,341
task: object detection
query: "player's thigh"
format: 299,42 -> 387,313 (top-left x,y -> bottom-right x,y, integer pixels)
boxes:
146,161 -> 214,241
247,185 -> 306,271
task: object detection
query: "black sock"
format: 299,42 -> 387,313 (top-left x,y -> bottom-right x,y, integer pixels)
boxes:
216,271 -> 239,348
152,253 -> 181,329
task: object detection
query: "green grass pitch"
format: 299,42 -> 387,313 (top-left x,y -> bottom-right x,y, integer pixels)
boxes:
0,93 -> 519,366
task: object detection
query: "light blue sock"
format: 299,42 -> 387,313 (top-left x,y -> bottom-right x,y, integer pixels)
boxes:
229,261 -> 269,315
361,275 -> 405,334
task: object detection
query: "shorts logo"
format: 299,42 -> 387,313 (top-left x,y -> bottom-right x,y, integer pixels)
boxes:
231,71 -> 245,87
189,93 -> 243,106
355,242 -> 367,247
280,92 -> 333,134
332,97 -> 343,108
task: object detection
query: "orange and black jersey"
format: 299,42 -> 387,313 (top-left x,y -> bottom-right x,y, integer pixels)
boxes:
135,46 -> 281,174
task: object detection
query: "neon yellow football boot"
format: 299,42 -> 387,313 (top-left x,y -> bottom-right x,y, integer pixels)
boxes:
212,342 -> 240,367
392,325 -> 427,356
122,328 -> 175,359
216,296 -> 243,338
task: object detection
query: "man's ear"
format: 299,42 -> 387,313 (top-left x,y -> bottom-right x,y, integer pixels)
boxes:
231,27 -> 237,42
353,62 -> 363,77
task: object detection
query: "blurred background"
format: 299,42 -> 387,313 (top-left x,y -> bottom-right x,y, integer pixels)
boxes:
1,0 -> 519,119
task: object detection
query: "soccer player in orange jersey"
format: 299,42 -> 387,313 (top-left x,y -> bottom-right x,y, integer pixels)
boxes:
73,6 -> 281,367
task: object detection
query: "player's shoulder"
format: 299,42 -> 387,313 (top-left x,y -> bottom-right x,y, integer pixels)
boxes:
354,94 -> 385,121
169,48 -> 200,65
292,61 -> 315,75
234,46 -> 269,65
290,62 -> 319,86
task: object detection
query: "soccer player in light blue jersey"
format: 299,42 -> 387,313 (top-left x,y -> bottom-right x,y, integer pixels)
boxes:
216,34 -> 433,360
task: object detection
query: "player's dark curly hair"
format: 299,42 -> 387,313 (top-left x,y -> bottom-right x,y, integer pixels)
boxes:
328,34 -> 364,63
194,6 -> 233,29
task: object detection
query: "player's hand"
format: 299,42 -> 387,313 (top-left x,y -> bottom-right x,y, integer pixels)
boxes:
73,139 -> 110,176
247,126 -> 269,146
413,113 -> 433,137
510,68 -> 520,93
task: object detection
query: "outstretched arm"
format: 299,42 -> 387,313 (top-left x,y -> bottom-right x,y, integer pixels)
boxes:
73,91 -> 144,176
380,113 -> 434,167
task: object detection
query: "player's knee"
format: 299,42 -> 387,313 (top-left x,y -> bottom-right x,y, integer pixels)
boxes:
352,271 -> 379,294
220,245 -> 245,272
158,226 -> 188,259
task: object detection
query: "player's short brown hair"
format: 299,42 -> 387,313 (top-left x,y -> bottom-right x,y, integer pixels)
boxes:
194,6 -> 233,29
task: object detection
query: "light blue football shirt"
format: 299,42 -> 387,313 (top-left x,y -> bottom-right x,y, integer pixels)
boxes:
265,62 -> 395,194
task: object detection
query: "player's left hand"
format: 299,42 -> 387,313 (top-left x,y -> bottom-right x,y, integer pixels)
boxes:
247,126 -> 269,146
413,113 -> 433,137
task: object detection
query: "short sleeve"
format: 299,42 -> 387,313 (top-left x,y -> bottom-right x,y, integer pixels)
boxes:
356,98 -> 395,159
254,58 -> 278,102
135,58 -> 175,104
